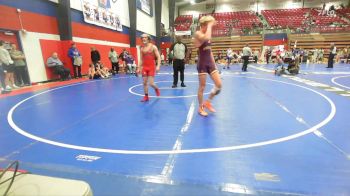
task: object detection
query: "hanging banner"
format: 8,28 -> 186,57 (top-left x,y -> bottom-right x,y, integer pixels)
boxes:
136,0 -> 153,16
81,0 -> 123,31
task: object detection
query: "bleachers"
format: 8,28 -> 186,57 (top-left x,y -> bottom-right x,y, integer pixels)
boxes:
289,33 -> 350,59
309,8 -> 349,33
262,8 -> 310,28
337,8 -> 350,19
199,11 -> 261,36
262,8 -> 350,32
183,35 -> 263,62
172,9 -> 350,63
174,15 -> 193,31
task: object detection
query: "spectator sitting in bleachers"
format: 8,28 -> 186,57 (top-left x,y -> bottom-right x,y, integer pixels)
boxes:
125,54 -> 136,74
47,52 -> 71,81
95,61 -> 111,78
88,63 -> 101,79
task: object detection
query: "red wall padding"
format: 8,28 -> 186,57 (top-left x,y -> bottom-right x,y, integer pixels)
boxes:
40,39 -> 66,80
0,5 -> 59,34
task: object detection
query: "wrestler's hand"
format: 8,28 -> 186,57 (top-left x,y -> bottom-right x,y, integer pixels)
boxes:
156,66 -> 160,72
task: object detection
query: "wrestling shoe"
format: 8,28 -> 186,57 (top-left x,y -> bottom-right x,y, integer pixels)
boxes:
155,88 -> 160,96
140,95 -> 149,102
204,100 -> 216,113
198,105 -> 208,117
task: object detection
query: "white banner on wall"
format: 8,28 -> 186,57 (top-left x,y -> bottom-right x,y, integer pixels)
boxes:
81,0 -> 123,31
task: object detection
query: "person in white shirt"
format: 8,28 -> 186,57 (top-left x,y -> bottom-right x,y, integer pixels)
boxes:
0,40 -> 17,90
225,48 -> 233,69
108,48 -> 119,74
242,44 -> 252,71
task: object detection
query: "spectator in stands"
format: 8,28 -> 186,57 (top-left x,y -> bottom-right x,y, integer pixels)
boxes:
253,49 -> 259,63
168,51 -> 173,65
242,44 -> 252,71
0,40 -> 12,93
47,52 -> 71,80
88,63 -> 101,79
265,48 -> 271,64
0,62 -> 7,93
225,48 -> 233,69
299,48 -> 305,64
91,46 -> 101,65
119,49 -> 127,71
10,43 -> 30,86
109,48 -> 119,75
327,43 -> 336,68
68,43 -> 82,78
160,53 -> 165,65
215,51 -> 222,63
125,54 -> 136,74
187,50 -> 192,64
0,40 -> 17,90
312,49 -> 318,63
318,48 -> 324,63
170,35 -> 188,88
95,61 -> 110,78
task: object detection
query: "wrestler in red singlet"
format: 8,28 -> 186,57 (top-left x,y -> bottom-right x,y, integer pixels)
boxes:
141,48 -> 156,77
137,34 -> 161,102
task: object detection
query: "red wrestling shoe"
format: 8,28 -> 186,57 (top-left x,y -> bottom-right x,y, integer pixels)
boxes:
204,100 -> 216,113
140,95 -> 149,102
155,88 -> 160,96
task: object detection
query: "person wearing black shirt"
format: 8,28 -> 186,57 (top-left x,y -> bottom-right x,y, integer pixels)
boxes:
91,46 -> 101,65
169,36 -> 188,88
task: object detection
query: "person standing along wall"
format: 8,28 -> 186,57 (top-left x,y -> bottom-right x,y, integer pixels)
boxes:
0,40 -> 16,90
10,43 -> 30,86
91,46 -> 101,65
68,43 -> 82,78
109,48 -> 119,75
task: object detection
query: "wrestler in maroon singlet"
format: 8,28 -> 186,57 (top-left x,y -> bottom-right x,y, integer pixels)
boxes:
197,40 -> 218,75
194,16 -> 222,116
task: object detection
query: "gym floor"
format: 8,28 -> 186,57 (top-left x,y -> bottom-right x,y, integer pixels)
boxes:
1,63 -> 350,195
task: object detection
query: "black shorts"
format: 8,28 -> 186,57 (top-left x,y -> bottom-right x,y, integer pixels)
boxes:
3,65 -> 15,73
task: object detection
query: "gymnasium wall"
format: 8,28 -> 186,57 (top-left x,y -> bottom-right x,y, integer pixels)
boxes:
137,0 -> 156,36
0,0 -> 168,83
162,0 -> 170,30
